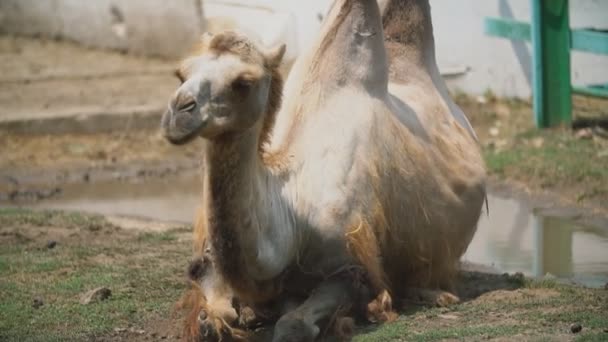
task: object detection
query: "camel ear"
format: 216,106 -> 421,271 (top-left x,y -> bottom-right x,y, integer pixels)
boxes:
265,44 -> 286,68
174,69 -> 186,84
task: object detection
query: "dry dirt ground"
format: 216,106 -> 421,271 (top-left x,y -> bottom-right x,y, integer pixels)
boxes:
0,36 -> 177,122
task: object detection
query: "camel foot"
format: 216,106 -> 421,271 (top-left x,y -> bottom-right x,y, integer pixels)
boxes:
198,314 -> 221,341
196,309 -> 247,342
405,288 -> 461,307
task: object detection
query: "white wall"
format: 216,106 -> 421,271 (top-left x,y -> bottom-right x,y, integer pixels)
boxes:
214,0 -> 608,98
0,0 -> 205,57
2,0 -> 606,97
432,0 -> 608,97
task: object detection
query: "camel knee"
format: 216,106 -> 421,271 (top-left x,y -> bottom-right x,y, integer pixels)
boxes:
272,279 -> 355,342
273,314 -> 319,342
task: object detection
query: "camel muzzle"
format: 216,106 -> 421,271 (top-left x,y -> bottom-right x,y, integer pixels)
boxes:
161,108 -> 205,145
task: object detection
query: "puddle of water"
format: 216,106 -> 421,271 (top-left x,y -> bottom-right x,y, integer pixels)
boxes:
26,176 -> 203,223
464,196 -> 608,288
3,176 -> 608,288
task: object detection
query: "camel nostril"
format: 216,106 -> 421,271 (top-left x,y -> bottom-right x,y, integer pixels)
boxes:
177,100 -> 197,113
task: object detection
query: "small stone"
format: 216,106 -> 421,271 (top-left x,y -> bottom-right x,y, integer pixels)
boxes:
531,137 -> 544,148
114,327 -> 127,333
603,328 -> 608,333
32,297 -> 44,309
570,323 -> 582,334
438,314 -> 459,320
80,287 -> 111,305
575,128 -> 593,140
46,240 -> 57,249
489,127 -> 499,137
83,173 -> 90,182
161,335 -> 167,339
593,126 -> 608,139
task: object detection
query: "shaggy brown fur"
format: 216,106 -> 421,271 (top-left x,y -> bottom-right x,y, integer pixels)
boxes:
165,1 -> 485,340
175,32 -> 288,340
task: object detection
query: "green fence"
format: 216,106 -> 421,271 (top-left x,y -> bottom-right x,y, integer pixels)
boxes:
485,0 -> 608,128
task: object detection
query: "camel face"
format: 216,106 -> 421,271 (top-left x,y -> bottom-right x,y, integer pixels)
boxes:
161,31 -> 285,145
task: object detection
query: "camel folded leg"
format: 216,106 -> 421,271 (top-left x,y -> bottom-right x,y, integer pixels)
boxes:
271,279 -> 356,342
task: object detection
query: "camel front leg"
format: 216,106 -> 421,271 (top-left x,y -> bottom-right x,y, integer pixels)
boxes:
272,278 -> 356,342
183,256 -> 242,341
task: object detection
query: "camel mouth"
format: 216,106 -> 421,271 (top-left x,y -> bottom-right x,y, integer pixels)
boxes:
161,109 -> 205,146
164,127 -> 201,146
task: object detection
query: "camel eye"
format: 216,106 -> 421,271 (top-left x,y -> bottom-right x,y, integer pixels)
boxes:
231,77 -> 253,93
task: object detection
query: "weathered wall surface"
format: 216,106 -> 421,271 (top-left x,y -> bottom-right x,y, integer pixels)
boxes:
0,0 -> 205,58
1,0 -> 606,97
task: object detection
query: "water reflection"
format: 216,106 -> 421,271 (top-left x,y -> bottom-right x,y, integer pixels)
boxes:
532,216 -> 573,279
464,195 -> 608,288
3,177 -> 608,287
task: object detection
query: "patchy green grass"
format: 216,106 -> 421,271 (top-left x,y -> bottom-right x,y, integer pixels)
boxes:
0,207 -> 113,231
354,279 -> 608,342
137,231 -> 179,243
0,208 -> 190,342
1,209 -> 606,341
455,94 -> 608,211
484,129 -> 608,184
483,128 -> 608,203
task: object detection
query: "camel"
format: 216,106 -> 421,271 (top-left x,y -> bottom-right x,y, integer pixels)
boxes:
161,0 -> 486,340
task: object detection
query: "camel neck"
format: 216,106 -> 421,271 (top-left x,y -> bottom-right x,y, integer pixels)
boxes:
202,130 -> 296,291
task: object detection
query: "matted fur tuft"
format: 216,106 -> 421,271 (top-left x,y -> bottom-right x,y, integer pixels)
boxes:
176,281 -> 249,342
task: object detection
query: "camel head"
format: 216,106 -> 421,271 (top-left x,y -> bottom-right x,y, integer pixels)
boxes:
162,31 -> 286,145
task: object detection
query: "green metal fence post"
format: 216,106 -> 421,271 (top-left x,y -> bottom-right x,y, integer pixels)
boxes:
530,0 -> 572,128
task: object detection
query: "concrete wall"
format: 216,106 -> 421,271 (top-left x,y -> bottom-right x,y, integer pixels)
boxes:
1,0 -> 607,97
0,0 -> 205,58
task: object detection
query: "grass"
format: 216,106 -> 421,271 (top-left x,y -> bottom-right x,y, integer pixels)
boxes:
484,129 -> 608,185
1,208 -> 607,341
0,208 -> 190,341
455,94 -> 608,210
483,128 -> 608,206
354,279 -> 608,341
0,207 -> 113,231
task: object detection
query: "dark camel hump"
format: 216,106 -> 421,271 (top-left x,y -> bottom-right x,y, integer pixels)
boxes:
308,0 -> 388,92
380,0 -> 436,83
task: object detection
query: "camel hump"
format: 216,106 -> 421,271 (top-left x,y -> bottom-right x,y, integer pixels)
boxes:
305,0 -> 389,93
379,0 -> 436,80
